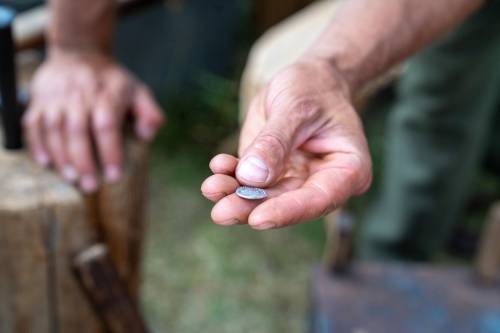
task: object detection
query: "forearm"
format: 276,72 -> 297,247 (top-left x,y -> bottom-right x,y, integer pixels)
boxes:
305,0 -> 484,94
48,0 -> 116,54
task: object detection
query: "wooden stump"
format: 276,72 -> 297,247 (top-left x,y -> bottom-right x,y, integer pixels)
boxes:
0,138 -> 149,333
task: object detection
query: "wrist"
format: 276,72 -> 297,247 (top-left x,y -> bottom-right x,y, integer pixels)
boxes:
47,0 -> 115,56
47,46 -> 113,64
302,45 -> 362,97
296,55 -> 355,102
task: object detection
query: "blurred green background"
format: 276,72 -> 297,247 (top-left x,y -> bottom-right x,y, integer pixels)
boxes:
6,0 -> 499,332
123,1 -> 499,332
117,2 -> 327,332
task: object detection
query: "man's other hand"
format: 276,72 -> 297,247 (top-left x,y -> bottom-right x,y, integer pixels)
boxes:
24,49 -> 165,193
202,59 -> 372,229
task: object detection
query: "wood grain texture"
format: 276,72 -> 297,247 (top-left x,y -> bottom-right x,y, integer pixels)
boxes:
90,138 -> 149,301
0,149 -> 100,333
0,136 -> 149,333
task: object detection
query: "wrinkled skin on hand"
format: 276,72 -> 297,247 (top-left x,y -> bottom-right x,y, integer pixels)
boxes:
24,50 -> 164,192
202,59 -> 372,230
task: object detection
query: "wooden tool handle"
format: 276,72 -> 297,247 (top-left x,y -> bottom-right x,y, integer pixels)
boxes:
72,244 -> 150,333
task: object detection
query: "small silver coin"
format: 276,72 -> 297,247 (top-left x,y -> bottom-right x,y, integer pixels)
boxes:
236,186 -> 268,200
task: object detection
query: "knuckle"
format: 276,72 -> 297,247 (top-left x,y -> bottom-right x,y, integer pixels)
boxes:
267,87 -> 321,122
344,158 -> 362,184
76,67 -> 96,86
149,108 -> 165,126
289,99 -> 321,124
356,159 -> 373,195
255,132 -> 288,156
44,112 -> 63,130
137,84 -> 152,97
358,171 -> 373,194
22,111 -> 38,129
93,112 -> 116,133
67,118 -> 87,135
279,91 -> 318,115
345,154 -> 372,195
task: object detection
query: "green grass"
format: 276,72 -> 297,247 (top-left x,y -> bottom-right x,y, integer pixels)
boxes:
142,147 -> 325,333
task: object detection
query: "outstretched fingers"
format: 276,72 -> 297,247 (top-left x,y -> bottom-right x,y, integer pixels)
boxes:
201,174 -> 240,202
210,176 -> 305,227
209,154 -> 238,175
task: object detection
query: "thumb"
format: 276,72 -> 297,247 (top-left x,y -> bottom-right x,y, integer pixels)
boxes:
236,114 -> 298,187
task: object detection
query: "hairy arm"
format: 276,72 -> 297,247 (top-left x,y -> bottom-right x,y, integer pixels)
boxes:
25,0 -> 163,193
203,0 -> 486,229
306,0 -> 485,93
48,0 -> 116,53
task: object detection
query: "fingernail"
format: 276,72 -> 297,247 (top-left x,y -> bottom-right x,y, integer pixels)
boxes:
35,153 -> 50,167
62,165 -> 78,182
81,175 -> 98,193
252,222 -> 276,230
237,156 -> 269,183
138,124 -> 154,141
105,165 -> 122,183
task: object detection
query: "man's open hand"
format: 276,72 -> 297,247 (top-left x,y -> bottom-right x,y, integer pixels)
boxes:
24,49 -> 164,192
202,59 -> 372,230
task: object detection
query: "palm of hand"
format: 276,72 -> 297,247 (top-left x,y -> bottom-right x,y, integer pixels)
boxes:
202,60 -> 372,230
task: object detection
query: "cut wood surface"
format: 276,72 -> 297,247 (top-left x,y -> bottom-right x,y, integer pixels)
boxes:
0,137 -> 149,333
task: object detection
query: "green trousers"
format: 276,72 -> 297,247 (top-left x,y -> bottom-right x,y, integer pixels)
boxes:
359,1 -> 500,261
